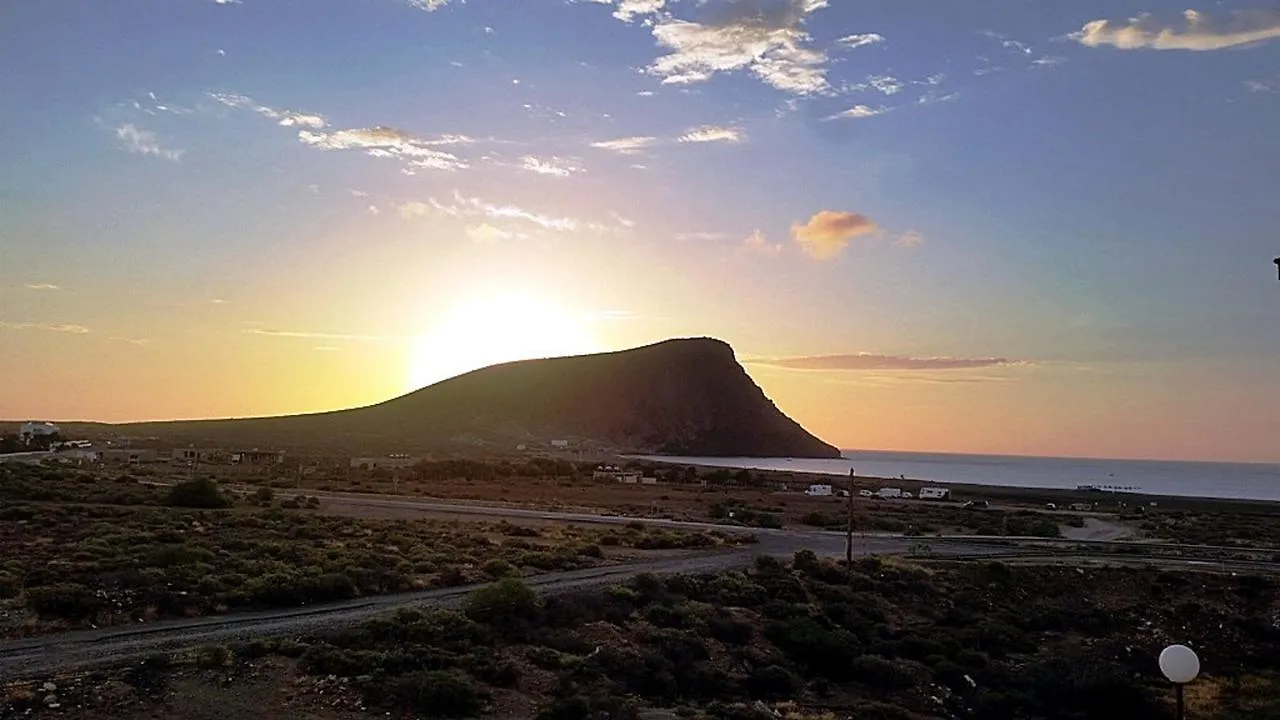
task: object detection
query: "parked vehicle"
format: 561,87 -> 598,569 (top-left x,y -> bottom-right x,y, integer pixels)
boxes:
919,487 -> 950,501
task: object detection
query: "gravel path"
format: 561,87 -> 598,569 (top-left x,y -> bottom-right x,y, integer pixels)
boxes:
0,551 -> 753,679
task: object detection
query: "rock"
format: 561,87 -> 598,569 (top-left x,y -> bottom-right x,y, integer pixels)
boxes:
44,693 -> 59,706
41,682 -> 57,692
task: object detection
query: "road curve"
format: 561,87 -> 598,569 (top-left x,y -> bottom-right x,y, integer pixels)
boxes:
3,488 -> 1228,680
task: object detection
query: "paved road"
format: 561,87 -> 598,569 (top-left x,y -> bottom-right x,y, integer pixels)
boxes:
0,490 -> 1266,680
0,508 -> 1019,679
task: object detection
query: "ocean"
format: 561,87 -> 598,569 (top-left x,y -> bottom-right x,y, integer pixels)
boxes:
636,450 -> 1280,502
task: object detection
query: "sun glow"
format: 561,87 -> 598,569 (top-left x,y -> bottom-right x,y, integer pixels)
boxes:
407,291 -> 600,390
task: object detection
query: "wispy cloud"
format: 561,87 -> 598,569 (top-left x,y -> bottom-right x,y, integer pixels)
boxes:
212,92 -> 473,171
829,104 -> 888,120
407,0 -> 452,10
644,0 -> 832,94
113,124 -> 184,161
452,192 -> 578,231
24,283 -> 60,291
791,210 -> 878,260
741,229 -> 782,256
109,336 -> 149,346
676,231 -> 731,242
836,33 -> 884,49
677,124 -> 745,143
590,136 -> 659,154
895,230 -> 924,248
400,192 -> 582,232
865,75 -> 905,95
750,353 -> 1021,371
398,201 -> 433,219
209,92 -> 326,128
518,155 -> 583,177
299,126 -> 468,170
1071,9 -> 1280,51
465,223 -> 515,244
0,321 -> 90,334
244,328 -> 389,341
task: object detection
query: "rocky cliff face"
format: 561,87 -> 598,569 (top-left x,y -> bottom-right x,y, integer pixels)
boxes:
110,338 -> 842,458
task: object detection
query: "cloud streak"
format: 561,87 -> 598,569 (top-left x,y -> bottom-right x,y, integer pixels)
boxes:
1072,9 -> 1280,51
0,321 -> 90,334
677,124 -> 745,143
518,155 -> 582,177
24,283 -> 60,291
244,328 -> 389,341
590,136 -> 659,154
299,126 -> 468,170
836,33 -> 884,49
751,353 -> 1021,371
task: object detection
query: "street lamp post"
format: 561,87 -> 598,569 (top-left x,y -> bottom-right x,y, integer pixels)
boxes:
846,467 -> 855,569
1159,644 -> 1200,720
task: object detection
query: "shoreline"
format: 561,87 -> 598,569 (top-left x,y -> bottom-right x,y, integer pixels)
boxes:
631,454 -> 1280,514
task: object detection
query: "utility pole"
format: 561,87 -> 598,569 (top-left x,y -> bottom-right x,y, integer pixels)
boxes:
846,467 -> 856,569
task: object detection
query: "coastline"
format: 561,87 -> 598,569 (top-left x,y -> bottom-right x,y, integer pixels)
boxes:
630,452 -> 1280,510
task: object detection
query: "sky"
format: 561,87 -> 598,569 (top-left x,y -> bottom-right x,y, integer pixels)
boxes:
2,1 -> 1279,462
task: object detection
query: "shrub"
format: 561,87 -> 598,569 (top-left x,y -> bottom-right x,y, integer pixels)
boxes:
377,671 -> 486,718
196,645 -> 234,669
749,664 -> 800,699
482,559 -> 517,579
536,695 -> 640,720
464,577 -> 541,630
167,479 -> 230,509
0,574 -> 19,599
850,654 -> 920,692
26,584 -> 103,621
253,487 -> 274,503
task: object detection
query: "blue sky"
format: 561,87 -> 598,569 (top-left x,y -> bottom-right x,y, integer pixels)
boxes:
1,0 -> 1279,460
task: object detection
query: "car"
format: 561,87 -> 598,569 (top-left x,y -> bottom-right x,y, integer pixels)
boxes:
963,500 -> 990,509
858,489 -> 874,498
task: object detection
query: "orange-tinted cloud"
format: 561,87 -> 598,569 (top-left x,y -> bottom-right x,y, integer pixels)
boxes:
790,210 -> 878,259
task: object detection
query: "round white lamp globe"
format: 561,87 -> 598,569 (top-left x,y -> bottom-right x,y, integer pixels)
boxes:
1159,644 -> 1201,685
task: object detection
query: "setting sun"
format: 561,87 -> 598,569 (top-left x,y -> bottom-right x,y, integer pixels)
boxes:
406,291 -> 599,391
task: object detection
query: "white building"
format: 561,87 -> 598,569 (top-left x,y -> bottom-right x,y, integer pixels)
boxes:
876,487 -> 903,499
805,484 -> 833,497
19,422 -> 60,442
919,487 -> 950,500
593,465 -> 642,484
550,440 -> 570,449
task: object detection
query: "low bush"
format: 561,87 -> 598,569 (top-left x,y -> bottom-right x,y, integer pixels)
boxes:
167,478 -> 229,509
464,577 -> 542,630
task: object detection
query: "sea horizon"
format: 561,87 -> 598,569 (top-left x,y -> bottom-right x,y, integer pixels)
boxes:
636,449 -> 1280,502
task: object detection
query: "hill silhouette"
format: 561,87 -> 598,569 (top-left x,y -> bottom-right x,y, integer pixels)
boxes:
73,338 -> 842,457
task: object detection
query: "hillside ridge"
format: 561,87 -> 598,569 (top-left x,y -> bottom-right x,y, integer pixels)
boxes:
42,338 -> 842,458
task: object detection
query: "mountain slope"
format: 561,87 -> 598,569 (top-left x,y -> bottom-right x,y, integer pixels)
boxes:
96,338 -> 842,458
